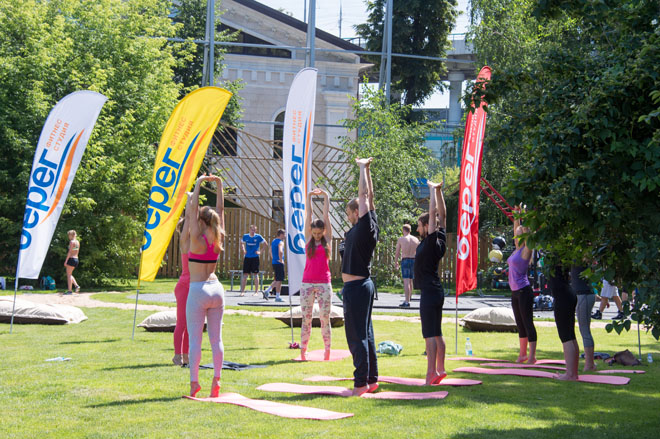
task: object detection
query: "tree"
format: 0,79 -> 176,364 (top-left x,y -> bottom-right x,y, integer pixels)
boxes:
0,0 -> 188,285
468,0 -> 660,337
171,0 -> 243,126
331,86 -> 439,284
355,0 -> 458,106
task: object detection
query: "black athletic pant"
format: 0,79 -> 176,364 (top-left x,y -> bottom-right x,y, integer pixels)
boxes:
548,268 -> 577,343
511,285 -> 537,342
342,278 -> 378,388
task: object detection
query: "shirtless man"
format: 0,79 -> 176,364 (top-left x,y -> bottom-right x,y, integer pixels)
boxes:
395,224 -> 419,308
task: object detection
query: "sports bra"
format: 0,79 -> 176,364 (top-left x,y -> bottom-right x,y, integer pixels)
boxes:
188,235 -> 220,264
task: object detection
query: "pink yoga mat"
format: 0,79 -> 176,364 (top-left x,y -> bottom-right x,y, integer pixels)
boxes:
448,356 -> 502,362
183,392 -> 353,420
480,362 -> 566,371
303,375 -> 481,387
597,369 -> 645,374
453,366 -> 630,385
293,349 -> 351,362
258,383 -> 450,400
449,356 -> 567,365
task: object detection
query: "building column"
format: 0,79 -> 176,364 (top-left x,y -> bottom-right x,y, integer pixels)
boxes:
448,72 -> 465,125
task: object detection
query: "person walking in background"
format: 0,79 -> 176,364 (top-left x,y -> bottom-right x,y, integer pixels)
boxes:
299,188 -> 334,361
507,205 -> 537,364
415,181 -> 448,385
239,225 -> 266,297
342,157 -> 379,396
592,279 -> 625,320
186,174 -> 226,398
63,230 -> 80,295
395,224 -> 419,308
265,229 -> 286,302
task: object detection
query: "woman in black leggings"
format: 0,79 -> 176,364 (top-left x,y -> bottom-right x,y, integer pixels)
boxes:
548,265 -> 578,380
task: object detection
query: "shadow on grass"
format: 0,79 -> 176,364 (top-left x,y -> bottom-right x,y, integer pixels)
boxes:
100,363 -> 173,371
60,338 -> 121,344
87,396 -> 181,408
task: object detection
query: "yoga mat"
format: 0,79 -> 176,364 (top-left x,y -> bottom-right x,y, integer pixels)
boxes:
183,392 -> 353,420
200,361 -> 268,371
303,375 -> 481,387
293,349 -> 351,362
448,356 -> 567,365
448,356 -> 502,362
480,362 -> 566,371
453,367 -> 630,385
257,383 -> 449,400
597,369 -> 645,374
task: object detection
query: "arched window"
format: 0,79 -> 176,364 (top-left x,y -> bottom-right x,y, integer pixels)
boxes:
273,111 -> 285,159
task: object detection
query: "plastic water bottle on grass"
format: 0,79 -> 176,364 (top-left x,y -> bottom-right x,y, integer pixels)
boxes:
465,338 -> 473,356
648,353 -> 653,364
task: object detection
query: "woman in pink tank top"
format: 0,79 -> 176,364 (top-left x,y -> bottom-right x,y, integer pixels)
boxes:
300,188 -> 334,361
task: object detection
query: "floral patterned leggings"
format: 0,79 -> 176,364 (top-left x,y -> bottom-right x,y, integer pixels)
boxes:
300,282 -> 333,351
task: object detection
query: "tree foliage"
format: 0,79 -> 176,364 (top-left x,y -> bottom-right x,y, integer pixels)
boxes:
0,0 -> 187,285
171,0 -> 243,126
469,0 -> 660,337
355,0 -> 458,106
331,86 -> 439,284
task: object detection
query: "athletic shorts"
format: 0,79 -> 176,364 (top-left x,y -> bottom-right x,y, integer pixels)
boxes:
420,288 -> 444,338
66,258 -> 79,268
272,264 -> 285,281
243,257 -> 260,274
600,280 -> 619,299
401,258 -> 414,279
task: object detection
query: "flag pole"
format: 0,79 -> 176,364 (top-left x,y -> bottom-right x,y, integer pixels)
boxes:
132,259 -> 144,340
9,276 -> 19,334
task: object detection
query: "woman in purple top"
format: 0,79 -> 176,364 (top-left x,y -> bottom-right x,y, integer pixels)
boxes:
507,205 -> 537,364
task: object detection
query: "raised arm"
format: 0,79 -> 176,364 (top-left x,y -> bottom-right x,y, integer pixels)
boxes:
436,182 -> 446,229
513,204 -> 522,250
320,188 -> 332,242
213,175 -> 225,235
428,181 -> 438,233
305,189 -> 316,241
356,157 -> 374,217
186,175 -> 207,241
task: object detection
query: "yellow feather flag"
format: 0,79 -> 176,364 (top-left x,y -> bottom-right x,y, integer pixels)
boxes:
138,87 -> 232,282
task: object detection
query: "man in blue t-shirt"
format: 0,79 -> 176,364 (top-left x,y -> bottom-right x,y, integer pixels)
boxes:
239,225 -> 266,297
263,229 -> 286,302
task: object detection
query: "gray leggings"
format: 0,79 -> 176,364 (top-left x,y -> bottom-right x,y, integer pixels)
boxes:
576,294 -> 595,348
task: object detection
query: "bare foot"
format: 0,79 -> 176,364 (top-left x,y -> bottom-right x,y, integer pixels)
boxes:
366,383 -> 379,393
516,356 -> 528,363
300,349 -> 307,361
556,373 -> 578,381
324,349 -> 331,361
190,382 -> 201,397
210,377 -> 221,397
182,354 -> 189,366
172,354 -> 183,366
239,292 -> 245,297
526,357 -> 537,364
583,365 -> 597,372
252,291 -> 260,296
352,385 -> 369,396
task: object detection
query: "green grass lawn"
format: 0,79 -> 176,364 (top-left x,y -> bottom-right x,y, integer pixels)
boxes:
2,304 -> 659,438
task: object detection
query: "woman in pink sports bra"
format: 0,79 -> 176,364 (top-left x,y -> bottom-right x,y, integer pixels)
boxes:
300,188 -> 334,361
185,174 -> 225,398
172,186 -> 223,367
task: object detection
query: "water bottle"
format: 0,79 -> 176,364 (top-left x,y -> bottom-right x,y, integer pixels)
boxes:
648,353 -> 653,364
465,337 -> 473,356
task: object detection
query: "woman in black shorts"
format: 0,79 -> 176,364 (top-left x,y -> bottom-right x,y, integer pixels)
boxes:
415,181 -> 447,385
64,230 -> 81,295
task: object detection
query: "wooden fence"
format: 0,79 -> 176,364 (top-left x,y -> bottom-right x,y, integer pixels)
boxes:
159,207 -> 492,285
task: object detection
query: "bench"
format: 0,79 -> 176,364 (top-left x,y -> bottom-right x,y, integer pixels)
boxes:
229,270 -> 266,292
